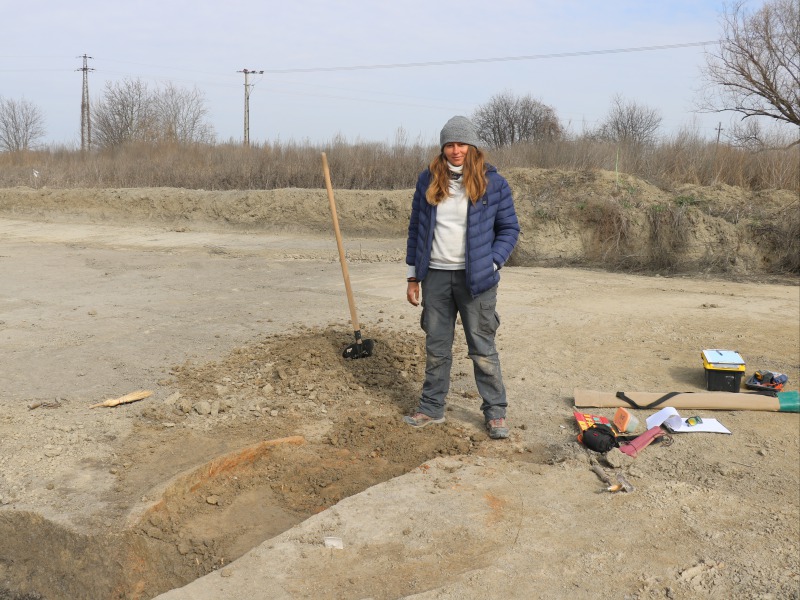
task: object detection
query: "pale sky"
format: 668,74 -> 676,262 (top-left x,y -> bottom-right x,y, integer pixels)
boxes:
1,0 -> 765,147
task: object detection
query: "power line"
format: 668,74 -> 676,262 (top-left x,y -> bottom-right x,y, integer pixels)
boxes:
262,41 -> 718,74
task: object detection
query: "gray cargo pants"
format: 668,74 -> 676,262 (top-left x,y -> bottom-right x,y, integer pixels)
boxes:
417,268 -> 508,421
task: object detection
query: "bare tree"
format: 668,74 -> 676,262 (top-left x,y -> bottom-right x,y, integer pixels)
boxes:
93,79 -> 215,148
93,79 -> 157,148
702,0 -> 799,134
473,91 -> 562,148
596,94 -> 662,145
0,97 -> 46,152
728,117 -> 799,150
154,83 -> 215,144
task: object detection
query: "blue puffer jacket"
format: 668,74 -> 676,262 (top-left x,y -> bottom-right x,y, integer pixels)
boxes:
406,165 -> 520,297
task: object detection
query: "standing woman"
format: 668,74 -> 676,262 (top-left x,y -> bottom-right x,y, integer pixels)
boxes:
404,116 -> 520,439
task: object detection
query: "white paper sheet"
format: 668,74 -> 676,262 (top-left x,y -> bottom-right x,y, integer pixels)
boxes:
646,406 -> 731,434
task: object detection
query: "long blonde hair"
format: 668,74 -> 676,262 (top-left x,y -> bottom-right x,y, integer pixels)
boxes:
425,146 -> 488,206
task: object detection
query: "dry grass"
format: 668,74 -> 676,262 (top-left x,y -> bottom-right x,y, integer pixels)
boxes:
748,202 -> 800,273
571,197 -> 637,269
491,135 -> 798,192
0,140 -> 430,191
0,134 -> 796,192
646,203 -> 691,272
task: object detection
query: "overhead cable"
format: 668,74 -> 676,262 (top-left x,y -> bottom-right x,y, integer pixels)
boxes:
263,41 -> 718,74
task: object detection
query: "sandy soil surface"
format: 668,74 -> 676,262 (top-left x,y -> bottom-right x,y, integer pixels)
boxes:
0,179 -> 798,600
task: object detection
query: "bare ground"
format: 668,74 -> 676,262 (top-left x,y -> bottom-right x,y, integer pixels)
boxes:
0,173 -> 798,600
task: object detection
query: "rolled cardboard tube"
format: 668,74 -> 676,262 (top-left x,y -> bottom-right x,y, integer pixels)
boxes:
574,389 -> 799,413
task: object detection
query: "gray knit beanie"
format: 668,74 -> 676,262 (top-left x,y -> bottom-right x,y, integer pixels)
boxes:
440,115 -> 481,149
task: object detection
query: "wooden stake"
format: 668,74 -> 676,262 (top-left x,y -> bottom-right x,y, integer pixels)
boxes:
90,390 -> 153,409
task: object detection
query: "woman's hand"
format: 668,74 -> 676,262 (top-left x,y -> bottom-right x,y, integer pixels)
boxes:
407,281 -> 420,306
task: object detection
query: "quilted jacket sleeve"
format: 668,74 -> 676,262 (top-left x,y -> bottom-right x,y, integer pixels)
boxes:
405,170 -> 429,270
491,175 -> 520,268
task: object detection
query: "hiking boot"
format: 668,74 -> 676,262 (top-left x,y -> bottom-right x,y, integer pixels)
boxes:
403,412 -> 445,428
486,418 -> 509,439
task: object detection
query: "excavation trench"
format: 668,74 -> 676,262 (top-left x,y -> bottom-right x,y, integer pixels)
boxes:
0,327 -> 481,600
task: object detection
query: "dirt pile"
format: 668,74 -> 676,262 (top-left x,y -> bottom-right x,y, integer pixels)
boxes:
1,167 -> 796,275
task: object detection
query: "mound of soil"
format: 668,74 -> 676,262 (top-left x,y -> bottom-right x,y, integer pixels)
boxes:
1,167 -> 796,275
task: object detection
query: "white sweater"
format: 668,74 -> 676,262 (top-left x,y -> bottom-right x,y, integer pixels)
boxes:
429,164 -> 468,271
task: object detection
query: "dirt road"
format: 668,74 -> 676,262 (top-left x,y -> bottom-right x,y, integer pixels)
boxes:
0,207 -> 798,599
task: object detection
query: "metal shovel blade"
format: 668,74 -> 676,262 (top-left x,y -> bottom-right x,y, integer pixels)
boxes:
342,336 -> 374,359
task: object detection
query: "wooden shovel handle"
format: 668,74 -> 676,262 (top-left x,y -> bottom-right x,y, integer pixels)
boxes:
321,152 -> 361,333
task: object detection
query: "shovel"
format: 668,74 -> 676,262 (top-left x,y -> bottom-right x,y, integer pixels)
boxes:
321,152 -> 374,359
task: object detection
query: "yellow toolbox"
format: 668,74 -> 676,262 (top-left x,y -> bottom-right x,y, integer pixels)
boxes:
702,349 -> 746,392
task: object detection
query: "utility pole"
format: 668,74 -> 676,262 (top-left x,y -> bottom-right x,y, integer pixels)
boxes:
712,122 -> 724,185
77,54 -> 94,152
238,68 -> 263,146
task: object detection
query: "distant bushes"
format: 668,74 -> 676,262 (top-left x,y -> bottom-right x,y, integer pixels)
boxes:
0,133 -> 796,192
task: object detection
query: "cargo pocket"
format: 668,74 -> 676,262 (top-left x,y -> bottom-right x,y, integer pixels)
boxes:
479,302 -> 500,335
